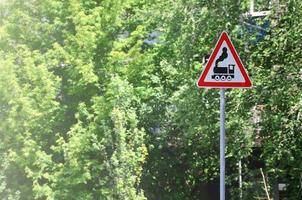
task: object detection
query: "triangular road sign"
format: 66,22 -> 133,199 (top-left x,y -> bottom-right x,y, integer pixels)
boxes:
197,31 -> 252,88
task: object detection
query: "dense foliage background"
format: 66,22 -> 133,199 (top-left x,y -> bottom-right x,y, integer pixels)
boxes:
0,0 -> 301,199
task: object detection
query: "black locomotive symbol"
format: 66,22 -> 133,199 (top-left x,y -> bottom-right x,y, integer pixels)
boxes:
212,47 -> 235,81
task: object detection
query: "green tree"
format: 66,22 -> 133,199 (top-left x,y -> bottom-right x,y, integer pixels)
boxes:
246,1 -> 302,198
0,0 -> 149,199
1,0 -> 301,199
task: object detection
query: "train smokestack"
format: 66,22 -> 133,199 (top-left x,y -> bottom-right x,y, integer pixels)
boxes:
215,47 -> 228,68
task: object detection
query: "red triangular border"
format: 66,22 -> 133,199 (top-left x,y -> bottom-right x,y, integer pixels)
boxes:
197,31 -> 252,88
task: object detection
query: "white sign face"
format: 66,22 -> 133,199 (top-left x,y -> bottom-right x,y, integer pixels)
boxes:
204,41 -> 245,82
197,32 -> 252,88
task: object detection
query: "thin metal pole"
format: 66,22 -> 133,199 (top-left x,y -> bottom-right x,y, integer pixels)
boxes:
250,0 -> 254,14
220,88 -> 226,200
239,159 -> 243,199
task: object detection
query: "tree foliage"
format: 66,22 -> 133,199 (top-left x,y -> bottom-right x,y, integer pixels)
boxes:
0,0 -> 301,200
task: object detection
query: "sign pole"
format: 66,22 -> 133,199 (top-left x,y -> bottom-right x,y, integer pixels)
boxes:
220,88 -> 226,200
196,31 -> 252,200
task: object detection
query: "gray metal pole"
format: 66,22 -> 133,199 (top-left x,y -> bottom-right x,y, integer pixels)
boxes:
220,88 -> 226,200
239,159 -> 242,199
